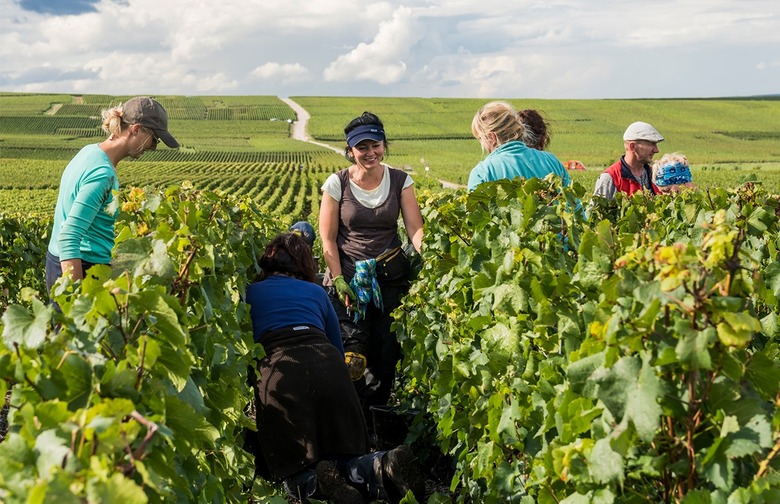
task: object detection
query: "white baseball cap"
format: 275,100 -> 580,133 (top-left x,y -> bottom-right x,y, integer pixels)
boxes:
623,121 -> 664,143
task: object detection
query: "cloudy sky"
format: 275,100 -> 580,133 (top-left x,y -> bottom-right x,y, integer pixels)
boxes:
1,0 -> 778,99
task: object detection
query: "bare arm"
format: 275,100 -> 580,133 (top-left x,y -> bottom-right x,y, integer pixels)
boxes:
400,185 -> 423,253
60,258 -> 83,281
319,191 -> 343,279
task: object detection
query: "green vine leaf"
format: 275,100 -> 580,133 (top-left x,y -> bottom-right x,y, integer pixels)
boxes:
675,321 -> 715,370
717,312 -> 761,348
87,473 -> 148,504
588,437 -> 624,484
1,298 -> 51,350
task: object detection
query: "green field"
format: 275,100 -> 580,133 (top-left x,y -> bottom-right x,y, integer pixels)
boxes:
294,96 -> 780,186
2,92 -> 780,503
2,92 -> 780,215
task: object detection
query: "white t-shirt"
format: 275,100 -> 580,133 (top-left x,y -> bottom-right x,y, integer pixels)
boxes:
321,165 -> 414,208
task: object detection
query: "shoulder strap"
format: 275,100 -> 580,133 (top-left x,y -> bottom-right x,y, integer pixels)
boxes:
387,167 -> 407,195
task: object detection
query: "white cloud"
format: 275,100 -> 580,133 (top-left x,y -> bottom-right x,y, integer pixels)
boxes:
756,59 -> 780,70
0,0 -> 778,98
323,6 -> 422,84
251,63 -> 310,82
194,73 -> 240,93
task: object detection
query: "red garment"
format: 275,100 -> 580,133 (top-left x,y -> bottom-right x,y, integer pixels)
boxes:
603,158 -> 659,196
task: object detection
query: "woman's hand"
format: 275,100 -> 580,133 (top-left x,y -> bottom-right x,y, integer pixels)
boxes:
60,258 -> 84,281
332,275 -> 356,307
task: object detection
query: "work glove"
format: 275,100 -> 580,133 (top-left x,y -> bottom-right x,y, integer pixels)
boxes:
344,352 -> 367,381
403,242 -> 423,281
333,274 -> 356,307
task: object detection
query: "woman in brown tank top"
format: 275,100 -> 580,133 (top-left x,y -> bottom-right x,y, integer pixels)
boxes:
319,112 -> 424,429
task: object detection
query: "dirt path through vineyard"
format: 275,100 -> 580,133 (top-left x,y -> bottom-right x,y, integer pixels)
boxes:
280,97 -> 342,155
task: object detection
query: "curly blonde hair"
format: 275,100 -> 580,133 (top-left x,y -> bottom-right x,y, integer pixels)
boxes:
100,104 -> 124,137
652,152 -> 689,185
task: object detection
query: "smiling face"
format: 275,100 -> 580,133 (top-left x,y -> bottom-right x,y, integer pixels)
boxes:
349,139 -> 385,169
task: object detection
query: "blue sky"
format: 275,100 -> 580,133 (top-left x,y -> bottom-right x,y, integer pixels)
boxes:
1,0 -> 778,99
19,0 -> 98,15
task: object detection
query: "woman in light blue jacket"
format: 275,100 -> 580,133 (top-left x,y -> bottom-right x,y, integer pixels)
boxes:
467,101 -> 570,191
46,97 -> 178,292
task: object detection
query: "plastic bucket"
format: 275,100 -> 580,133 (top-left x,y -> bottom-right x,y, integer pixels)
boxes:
369,405 -> 417,450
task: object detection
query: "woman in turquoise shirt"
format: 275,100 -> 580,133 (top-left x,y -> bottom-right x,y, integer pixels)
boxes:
46,97 -> 178,292
467,101 -> 570,191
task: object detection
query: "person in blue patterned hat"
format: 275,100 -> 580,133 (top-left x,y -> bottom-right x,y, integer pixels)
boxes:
652,153 -> 698,194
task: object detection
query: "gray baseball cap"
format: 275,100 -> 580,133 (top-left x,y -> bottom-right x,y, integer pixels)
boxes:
623,121 -> 664,143
122,96 -> 179,148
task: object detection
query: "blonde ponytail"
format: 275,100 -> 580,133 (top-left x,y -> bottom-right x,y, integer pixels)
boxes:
101,104 -> 125,137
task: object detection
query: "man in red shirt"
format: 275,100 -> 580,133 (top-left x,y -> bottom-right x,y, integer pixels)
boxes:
593,122 -> 664,199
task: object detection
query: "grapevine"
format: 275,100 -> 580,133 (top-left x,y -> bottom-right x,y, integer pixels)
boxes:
0,186 -> 283,502
395,177 -> 780,502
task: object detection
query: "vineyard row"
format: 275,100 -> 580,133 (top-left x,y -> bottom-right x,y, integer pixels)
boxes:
0,161 -> 330,221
